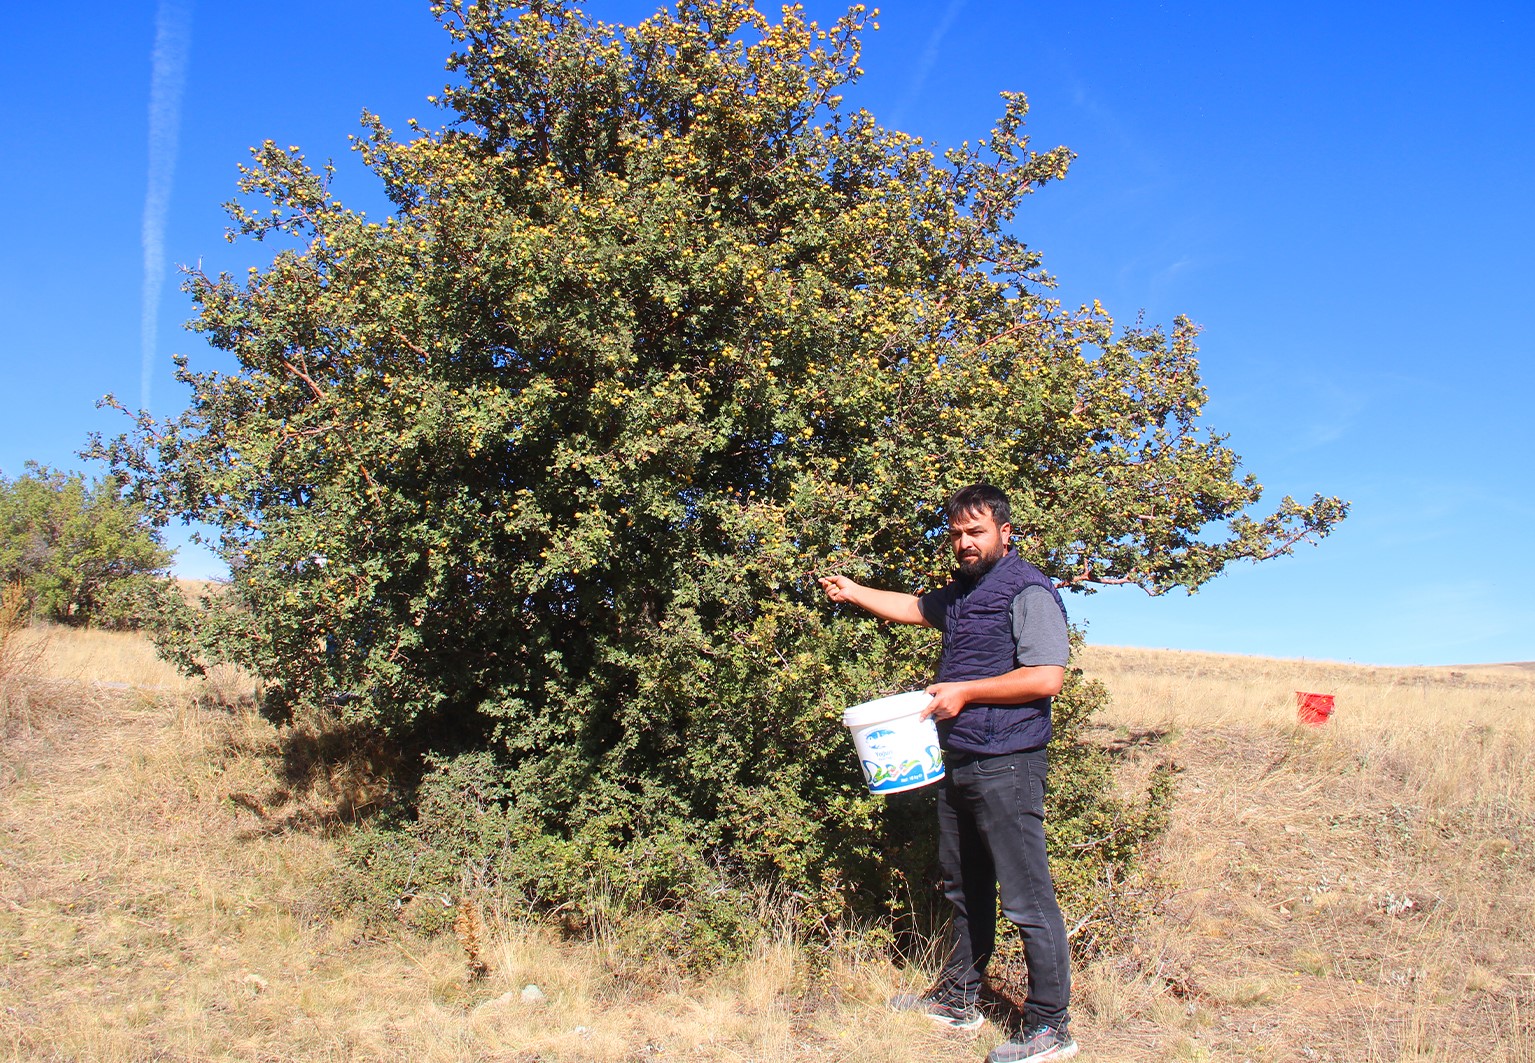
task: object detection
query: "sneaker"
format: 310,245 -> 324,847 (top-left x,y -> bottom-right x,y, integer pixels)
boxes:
888,990 -> 985,1031
986,1022 -> 1078,1062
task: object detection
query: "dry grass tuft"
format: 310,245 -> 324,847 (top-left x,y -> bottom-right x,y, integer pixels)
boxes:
0,582 -> 47,690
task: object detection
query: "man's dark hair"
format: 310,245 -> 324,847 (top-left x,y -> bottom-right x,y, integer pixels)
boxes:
945,483 -> 1011,529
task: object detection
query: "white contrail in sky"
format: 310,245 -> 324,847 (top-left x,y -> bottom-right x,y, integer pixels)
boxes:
141,0 -> 193,414
889,0 -> 967,132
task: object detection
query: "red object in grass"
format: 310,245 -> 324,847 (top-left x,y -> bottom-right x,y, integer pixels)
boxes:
1296,691 -> 1335,725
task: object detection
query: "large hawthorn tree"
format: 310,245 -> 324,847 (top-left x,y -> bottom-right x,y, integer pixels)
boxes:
101,0 -> 1343,948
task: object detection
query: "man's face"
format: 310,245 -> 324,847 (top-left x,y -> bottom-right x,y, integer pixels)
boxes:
948,507 -> 1011,580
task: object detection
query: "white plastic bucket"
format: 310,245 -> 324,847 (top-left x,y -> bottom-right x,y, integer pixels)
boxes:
842,690 -> 945,795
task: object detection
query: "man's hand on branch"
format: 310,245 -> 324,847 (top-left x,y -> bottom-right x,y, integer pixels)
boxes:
818,574 -> 862,605
818,574 -> 927,626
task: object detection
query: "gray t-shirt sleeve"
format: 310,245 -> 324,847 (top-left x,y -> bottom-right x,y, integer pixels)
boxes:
1010,585 -> 1070,667
917,583 -> 956,631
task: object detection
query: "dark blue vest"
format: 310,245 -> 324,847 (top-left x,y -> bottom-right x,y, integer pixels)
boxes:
933,550 -> 1067,755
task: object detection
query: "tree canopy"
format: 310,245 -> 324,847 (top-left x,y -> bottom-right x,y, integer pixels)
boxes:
99,0 -> 1345,948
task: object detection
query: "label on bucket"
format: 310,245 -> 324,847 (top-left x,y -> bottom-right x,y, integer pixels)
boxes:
843,691 -> 945,795
860,727 -> 944,793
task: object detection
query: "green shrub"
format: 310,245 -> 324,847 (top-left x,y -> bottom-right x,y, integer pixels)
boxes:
0,463 -> 174,629
344,630 -> 1171,968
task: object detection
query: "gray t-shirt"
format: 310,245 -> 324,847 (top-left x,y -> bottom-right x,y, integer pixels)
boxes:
1010,584 -> 1071,668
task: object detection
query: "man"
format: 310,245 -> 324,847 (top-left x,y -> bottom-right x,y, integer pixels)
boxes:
819,483 -> 1077,1063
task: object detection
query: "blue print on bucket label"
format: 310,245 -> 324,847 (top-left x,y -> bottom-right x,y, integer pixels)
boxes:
862,728 -> 945,792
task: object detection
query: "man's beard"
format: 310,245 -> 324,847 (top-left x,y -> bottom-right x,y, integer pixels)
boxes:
957,553 -> 1001,581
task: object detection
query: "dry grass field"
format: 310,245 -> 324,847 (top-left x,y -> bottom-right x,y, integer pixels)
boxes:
1073,646 -> 1535,1062
2,624 -> 1531,1062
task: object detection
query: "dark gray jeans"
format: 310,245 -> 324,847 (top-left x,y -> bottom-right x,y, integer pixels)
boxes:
936,748 -> 1071,1028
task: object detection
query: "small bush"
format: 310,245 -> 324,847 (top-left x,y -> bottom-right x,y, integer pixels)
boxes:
0,464 -> 174,630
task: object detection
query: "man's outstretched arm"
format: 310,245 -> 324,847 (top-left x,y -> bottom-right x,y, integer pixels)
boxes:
818,575 -> 930,627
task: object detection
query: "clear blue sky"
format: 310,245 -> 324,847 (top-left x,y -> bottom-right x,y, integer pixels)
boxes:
2,2 -> 1531,665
